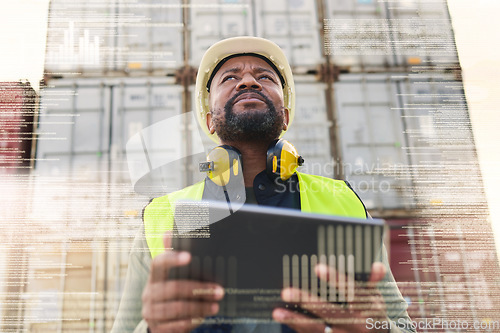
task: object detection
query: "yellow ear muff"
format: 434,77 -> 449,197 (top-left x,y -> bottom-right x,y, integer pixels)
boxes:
233,159 -> 239,176
199,146 -> 243,187
266,139 -> 304,181
200,141 -> 302,185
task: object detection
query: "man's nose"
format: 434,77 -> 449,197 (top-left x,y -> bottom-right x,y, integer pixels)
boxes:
236,73 -> 262,91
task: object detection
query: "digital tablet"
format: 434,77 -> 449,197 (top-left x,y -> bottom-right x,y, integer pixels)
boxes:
170,200 -> 385,320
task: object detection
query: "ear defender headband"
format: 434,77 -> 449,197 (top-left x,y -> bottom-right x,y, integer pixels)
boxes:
199,139 -> 304,184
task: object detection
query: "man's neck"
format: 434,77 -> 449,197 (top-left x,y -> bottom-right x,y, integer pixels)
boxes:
220,140 -> 270,187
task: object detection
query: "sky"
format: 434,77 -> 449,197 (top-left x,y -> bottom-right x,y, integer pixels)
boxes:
446,0 -> 500,254
0,0 -> 499,254
0,0 -> 49,91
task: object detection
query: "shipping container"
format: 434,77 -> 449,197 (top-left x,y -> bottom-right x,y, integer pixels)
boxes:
282,81 -> 333,177
334,72 -> 476,212
45,0 -> 323,75
323,0 -> 459,70
116,0 -> 184,73
396,73 -> 486,215
384,219 -> 444,326
189,0 -> 254,67
385,218 -> 500,330
0,82 -> 37,174
44,1 -> 113,75
44,0 -> 461,77
0,246 -> 29,332
21,238 -> 132,332
27,176 -> 145,238
34,1 -> 500,331
324,0 -> 395,69
334,73 -> 415,211
38,77 -> 336,192
0,170 -> 145,331
254,0 -> 323,68
0,245 -> 9,330
387,0 -> 459,68
45,0 -> 184,76
36,77 -> 191,192
0,173 -> 33,331
38,71 -> 478,212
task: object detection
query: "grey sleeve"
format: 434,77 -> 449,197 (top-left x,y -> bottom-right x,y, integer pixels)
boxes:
111,226 -> 152,333
378,245 -> 417,333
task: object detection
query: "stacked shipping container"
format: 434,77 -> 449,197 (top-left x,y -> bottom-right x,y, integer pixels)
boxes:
0,82 -> 37,174
1,0 -> 494,331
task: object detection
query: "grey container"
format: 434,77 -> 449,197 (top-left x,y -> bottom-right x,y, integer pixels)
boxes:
324,0 -> 459,70
386,0 -> 459,67
44,0 -> 184,76
37,73 -> 461,212
395,72 -> 484,213
45,0 -> 323,74
44,0 -> 460,77
189,0 -> 254,67
324,0 -> 394,68
254,0 -> 323,68
36,77 -> 189,193
334,72 -> 471,211
334,73 -> 414,211
282,81 -> 333,177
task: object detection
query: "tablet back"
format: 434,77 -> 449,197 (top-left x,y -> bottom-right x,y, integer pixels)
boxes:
170,200 -> 385,320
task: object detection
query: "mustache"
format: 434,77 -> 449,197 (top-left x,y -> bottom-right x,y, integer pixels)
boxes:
224,89 -> 274,110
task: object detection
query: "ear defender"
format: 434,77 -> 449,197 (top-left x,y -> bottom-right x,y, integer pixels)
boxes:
266,139 -> 304,181
200,140 -> 304,184
199,145 -> 243,186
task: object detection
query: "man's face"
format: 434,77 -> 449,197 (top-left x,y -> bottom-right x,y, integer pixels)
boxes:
207,55 -> 289,144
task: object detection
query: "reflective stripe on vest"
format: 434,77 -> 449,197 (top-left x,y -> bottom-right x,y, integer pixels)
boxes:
143,171 -> 366,258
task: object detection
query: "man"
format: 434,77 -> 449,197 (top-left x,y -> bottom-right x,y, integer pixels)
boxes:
112,36 -> 415,333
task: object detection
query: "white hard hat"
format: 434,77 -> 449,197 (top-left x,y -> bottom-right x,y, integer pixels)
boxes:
195,36 -> 295,143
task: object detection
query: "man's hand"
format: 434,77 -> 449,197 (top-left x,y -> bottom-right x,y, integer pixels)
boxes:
272,262 -> 390,333
142,232 -> 224,333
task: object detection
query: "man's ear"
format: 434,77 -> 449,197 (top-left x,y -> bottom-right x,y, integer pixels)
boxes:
283,108 -> 290,131
206,112 -> 215,134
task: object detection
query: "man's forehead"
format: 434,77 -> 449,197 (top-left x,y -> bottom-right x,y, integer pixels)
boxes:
206,53 -> 285,92
216,56 -> 278,75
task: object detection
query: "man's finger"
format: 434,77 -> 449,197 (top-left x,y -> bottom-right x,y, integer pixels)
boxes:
282,287 -> 322,303
315,264 -> 355,302
163,231 -> 173,251
149,280 -> 224,303
369,262 -> 386,283
150,250 -> 191,282
146,300 -> 220,321
280,287 -> 348,319
272,308 -> 330,333
315,262 -> 386,300
148,317 -> 205,333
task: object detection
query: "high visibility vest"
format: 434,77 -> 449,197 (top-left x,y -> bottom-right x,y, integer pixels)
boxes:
143,172 -> 366,259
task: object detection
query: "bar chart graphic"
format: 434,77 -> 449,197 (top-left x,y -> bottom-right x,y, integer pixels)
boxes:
46,21 -> 101,66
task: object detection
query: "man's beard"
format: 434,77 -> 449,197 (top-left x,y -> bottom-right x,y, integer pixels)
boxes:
211,90 -> 285,143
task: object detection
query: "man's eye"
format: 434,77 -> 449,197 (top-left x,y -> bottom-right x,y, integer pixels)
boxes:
259,75 -> 274,81
222,76 -> 237,82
